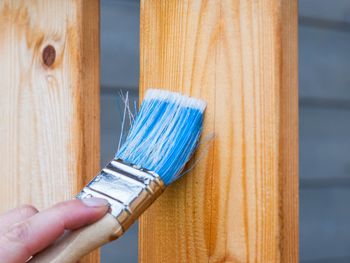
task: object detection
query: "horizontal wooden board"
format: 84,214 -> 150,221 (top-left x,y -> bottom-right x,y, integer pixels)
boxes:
101,0 -> 139,89
300,188 -> 350,262
299,25 -> 350,100
300,106 -> 350,182
299,0 -> 350,23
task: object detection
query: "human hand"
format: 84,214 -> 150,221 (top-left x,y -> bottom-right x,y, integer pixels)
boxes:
0,198 -> 109,263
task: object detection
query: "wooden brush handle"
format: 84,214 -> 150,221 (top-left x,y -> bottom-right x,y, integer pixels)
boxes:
30,213 -> 122,263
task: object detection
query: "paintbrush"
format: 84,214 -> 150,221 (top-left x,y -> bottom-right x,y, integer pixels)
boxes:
31,89 -> 206,263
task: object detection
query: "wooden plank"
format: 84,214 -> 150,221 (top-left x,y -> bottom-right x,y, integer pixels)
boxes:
299,26 -> 350,100
300,188 -> 350,262
0,1 -> 100,262
139,1 -> 298,262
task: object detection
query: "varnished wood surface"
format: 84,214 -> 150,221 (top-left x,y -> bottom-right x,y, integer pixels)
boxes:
0,1 -> 100,262
139,1 -> 298,262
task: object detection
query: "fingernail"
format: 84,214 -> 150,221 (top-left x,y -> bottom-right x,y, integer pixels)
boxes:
81,197 -> 109,207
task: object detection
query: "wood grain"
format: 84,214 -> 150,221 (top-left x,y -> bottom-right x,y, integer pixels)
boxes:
0,1 -> 100,262
139,0 -> 298,262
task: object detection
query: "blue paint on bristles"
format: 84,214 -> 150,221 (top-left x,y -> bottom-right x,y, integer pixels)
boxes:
115,89 -> 206,186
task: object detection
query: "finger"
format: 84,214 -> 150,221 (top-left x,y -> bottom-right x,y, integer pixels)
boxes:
0,198 -> 109,263
0,205 -> 38,234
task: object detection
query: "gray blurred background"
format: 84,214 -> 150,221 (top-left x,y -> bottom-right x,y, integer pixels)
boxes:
100,0 -> 350,262
100,1 -> 139,262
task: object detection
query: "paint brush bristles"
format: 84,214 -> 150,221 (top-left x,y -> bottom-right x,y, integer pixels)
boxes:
115,89 -> 206,185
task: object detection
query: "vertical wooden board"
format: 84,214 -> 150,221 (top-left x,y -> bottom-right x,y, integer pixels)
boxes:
139,1 -> 298,262
0,0 -> 100,262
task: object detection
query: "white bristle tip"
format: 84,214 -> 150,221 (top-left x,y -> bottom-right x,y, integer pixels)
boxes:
144,89 -> 206,112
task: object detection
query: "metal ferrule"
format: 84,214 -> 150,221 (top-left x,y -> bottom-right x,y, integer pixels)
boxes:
76,159 -> 165,237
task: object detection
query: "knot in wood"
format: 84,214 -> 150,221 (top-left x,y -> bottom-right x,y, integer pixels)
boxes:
42,45 -> 56,67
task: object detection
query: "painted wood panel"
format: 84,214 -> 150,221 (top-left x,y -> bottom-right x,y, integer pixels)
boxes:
138,1 -> 298,262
